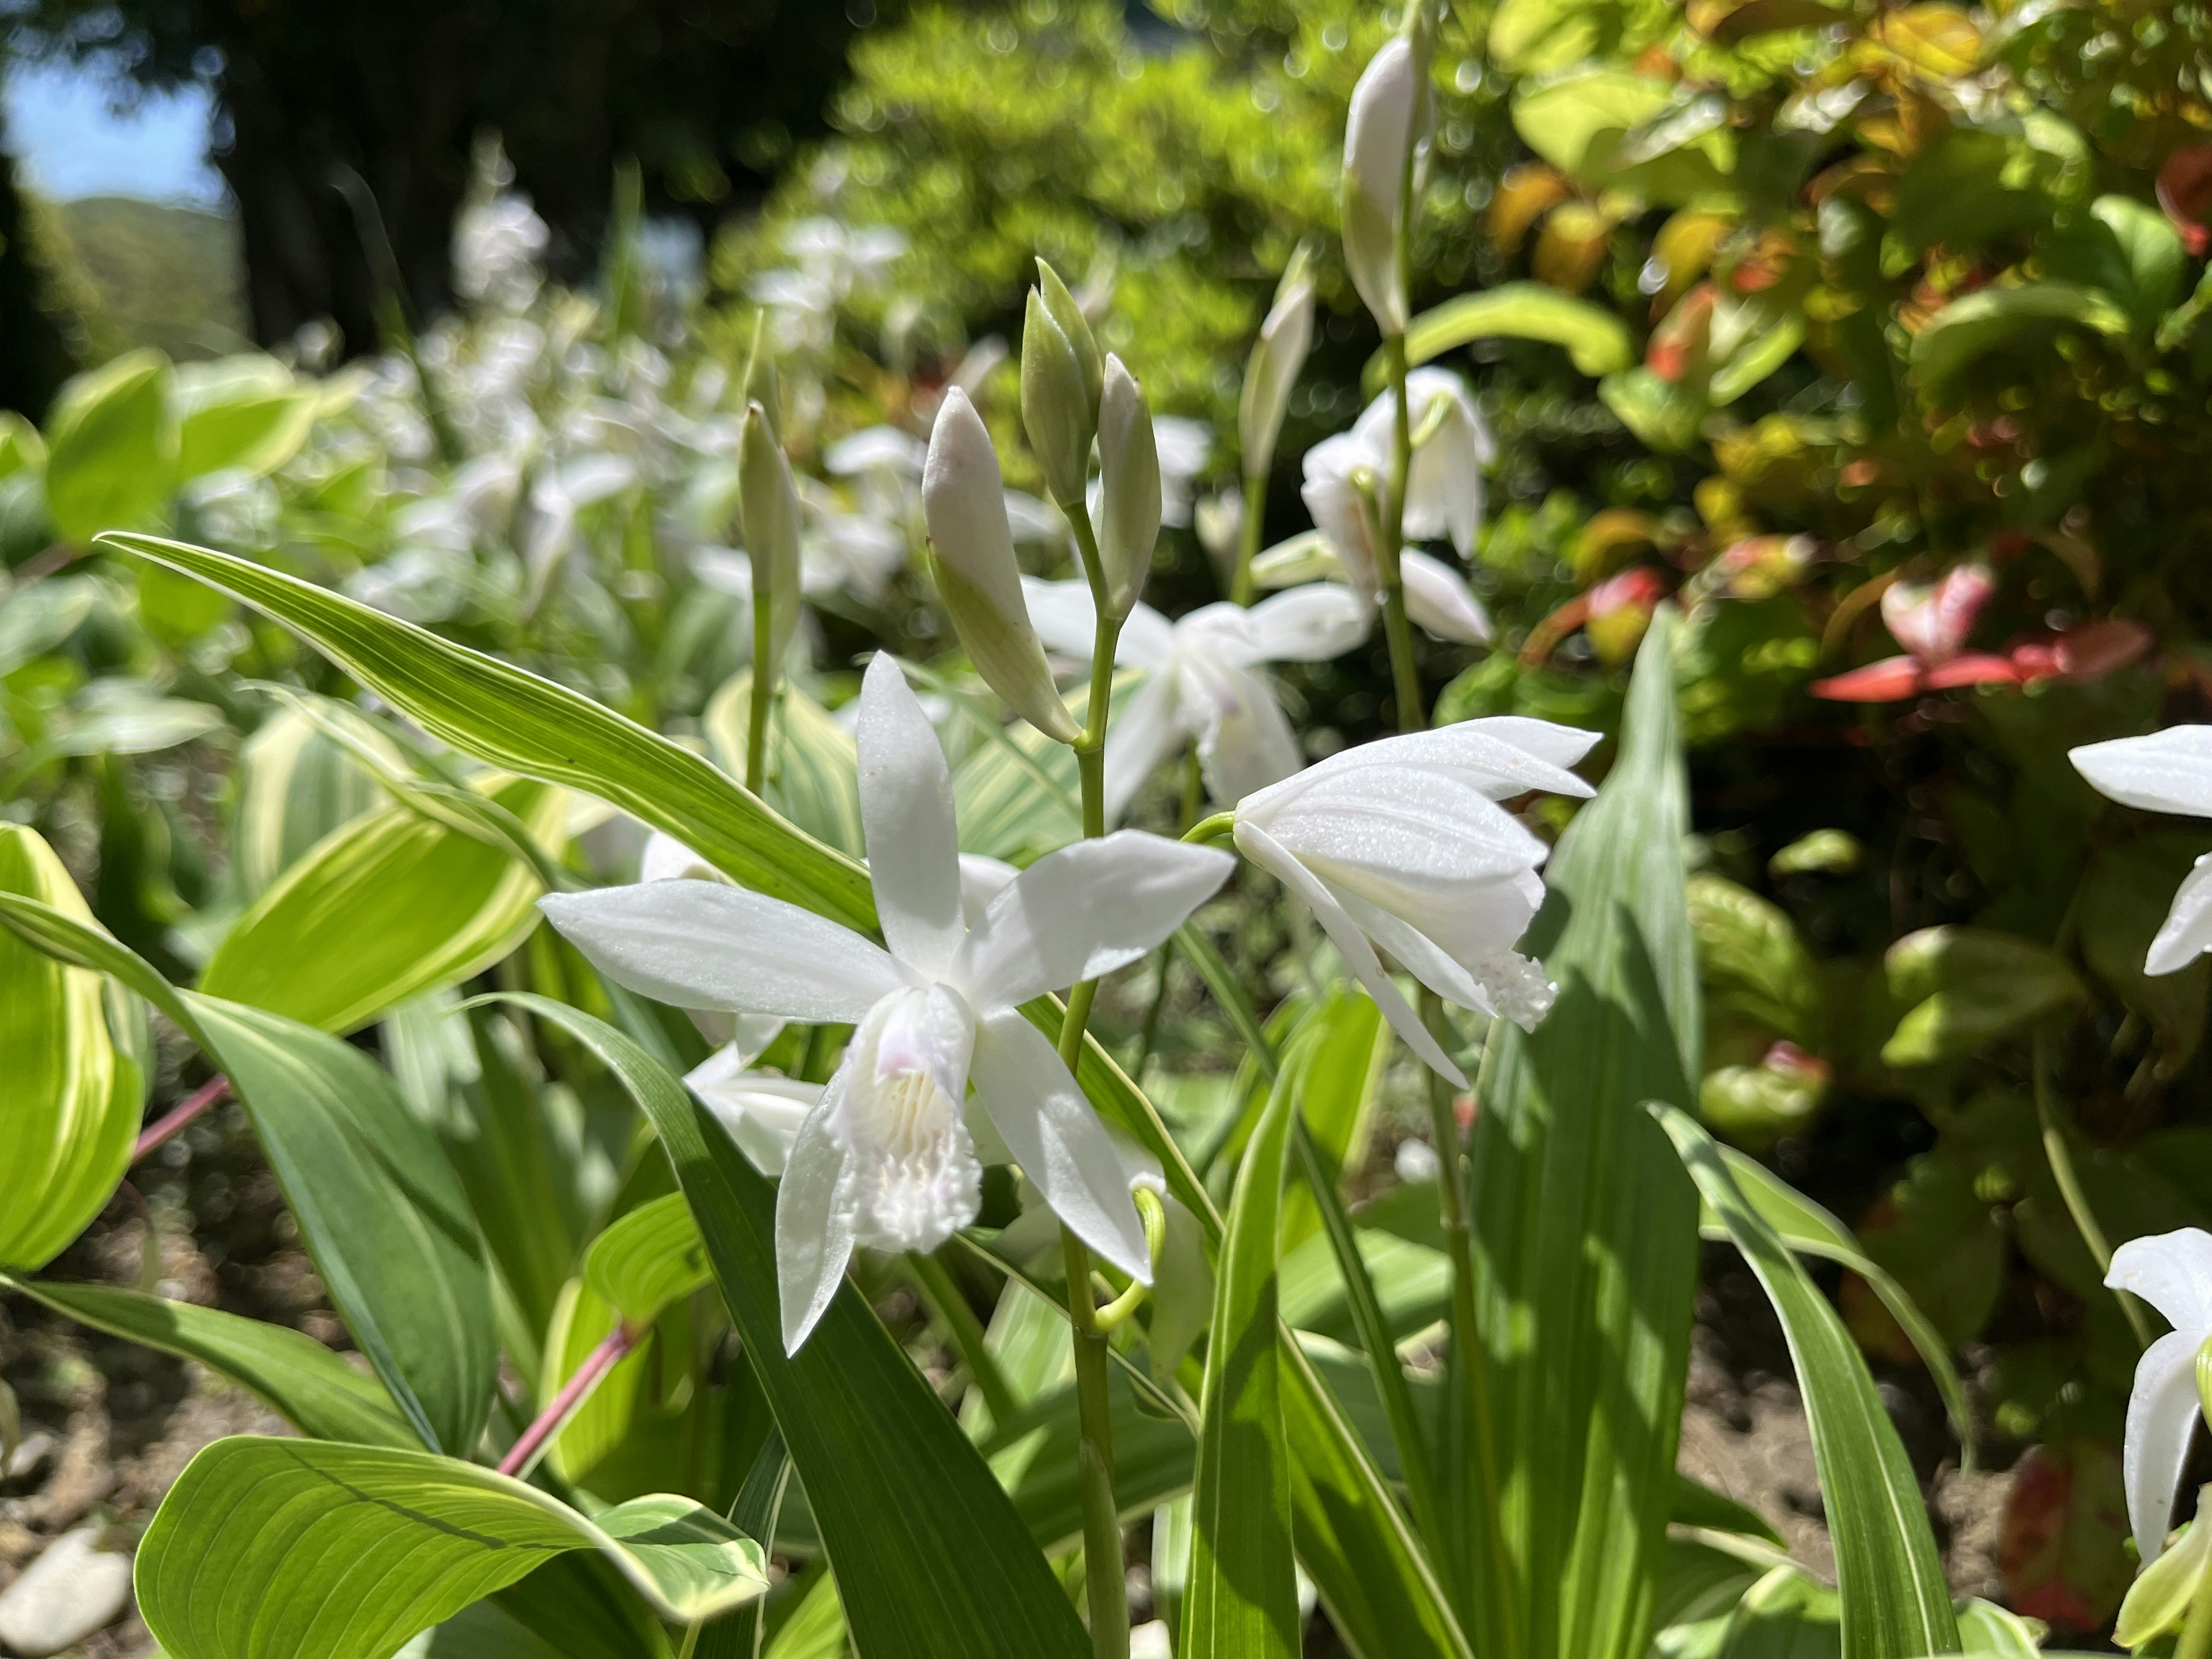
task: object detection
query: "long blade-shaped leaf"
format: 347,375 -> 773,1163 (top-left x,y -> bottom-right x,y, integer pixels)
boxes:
1657,1105 -> 1959,1659
1,1275 -> 414,1447
1184,1051 -> 1301,1659
181,993 -> 498,1456
1466,605 -> 1702,1659
98,532 -> 876,931
137,1437 -> 767,1658
489,993 -> 1089,1659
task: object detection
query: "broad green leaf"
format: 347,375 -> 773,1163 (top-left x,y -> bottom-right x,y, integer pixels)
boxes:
1952,1596 -> 2052,1656
174,357 -> 318,479
488,993 -> 1090,1659
1908,283 -> 2129,396
1600,365 -> 1709,452
97,533 -> 877,931
0,827 -> 137,1271
1184,1054 -> 1300,1659
184,993 -> 498,1456
1,1274 -> 414,1448
1278,1335 -> 1475,1659
698,1433 -> 795,1659
1658,1106 -> 1958,1659
704,673 -> 866,857
232,701 -> 403,897
0,891 -> 200,1035
44,349 -> 177,541
1707,1147 -> 1977,1465
538,1275 -> 671,1484
200,774 -> 569,1034
137,1436 -> 767,1658
1396,283 -> 1635,381
1467,606 -> 1702,1659
0,574 -> 97,676
1488,0 -> 1602,72
1278,990 -> 1387,1255
1717,1565 -> 1840,1657
585,1191 -> 713,1326
1880,925 -> 2083,1066
988,1368 -> 1204,1554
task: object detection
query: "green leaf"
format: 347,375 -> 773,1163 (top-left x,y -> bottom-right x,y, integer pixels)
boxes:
137,1436 -> 767,1658
585,1192 -> 714,1327
0,890 -> 201,1035
1395,283 -> 1635,381
1908,283 -> 2130,397
1600,366 -> 1709,452
232,700 -> 400,897
44,349 -> 177,541
0,827 -> 137,1271
486,993 -> 1090,1659
1278,991 -> 1387,1255
200,774 -> 569,1034
704,673 -> 866,858
1183,1054 -> 1301,1659
184,993 -> 498,1456
1513,71 -> 1677,179
174,357 -> 318,480
97,533 -> 877,931
1465,607 -> 1703,1659
1687,873 -> 1822,1047
0,1274 -> 414,1448
0,574 -> 96,676
1880,925 -> 2083,1067
1703,1148 -> 1977,1466
1657,1106 -> 1959,1659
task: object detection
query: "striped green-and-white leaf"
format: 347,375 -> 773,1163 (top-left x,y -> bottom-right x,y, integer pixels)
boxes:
1658,1105 -> 1958,1659
231,700 -> 400,897
703,673 -> 865,857
1184,1048 -> 1301,1659
97,532 -> 876,931
1465,605 -> 1702,1659
0,825 -> 137,1271
137,1437 -> 767,1658
200,772 -> 569,1034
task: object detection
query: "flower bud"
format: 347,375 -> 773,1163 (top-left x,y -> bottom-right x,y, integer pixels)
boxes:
924,388 -> 1082,744
1021,285 -> 1096,511
1037,258 -> 1103,410
1094,354 -> 1160,621
738,400 -> 801,665
1342,37 -> 1430,337
1238,247 -> 1315,482
743,311 -> 781,442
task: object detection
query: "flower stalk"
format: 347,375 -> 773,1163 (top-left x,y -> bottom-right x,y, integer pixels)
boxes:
498,1321 -> 637,1478
132,1074 -> 231,1164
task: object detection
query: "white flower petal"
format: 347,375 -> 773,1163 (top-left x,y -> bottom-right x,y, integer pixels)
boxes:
1191,663 -> 1304,811
639,830 -> 718,883
2148,855 -> 2212,976
857,655 -> 965,978
685,1050 -> 821,1175
959,854 -> 1020,927
776,1096 -> 857,1354
1244,584 -> 1374,663
1332,883 -> 1555,1031
969,1009 -> 1151,1281
956,832 -> 1234,1009
539,882 -> 909,1021
829,986 -> 981,1253
1103,673 -> 1188,827
1257,766 -> 1552,892
1401,549 -> 1493,645
2109,1227 -> 2212,1334
2122,1329 -> 2204,1564
2072,727 -> 2212,820
1021,575 -> 1106,659
1234,820 -> 1464,1085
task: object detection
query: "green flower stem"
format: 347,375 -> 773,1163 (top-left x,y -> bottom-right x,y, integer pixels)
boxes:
2033,1026 -> 2155,1349
1232,465 -> 1267,605
746,606 -> 774,794
1182,812 -> 1236,847
908,1248 -> 1019,1427
1376,331 -> 1425,736
1056,512 -> 1131,1659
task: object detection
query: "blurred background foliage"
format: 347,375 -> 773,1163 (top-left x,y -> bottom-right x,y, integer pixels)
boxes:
6,0 -> 2212,1638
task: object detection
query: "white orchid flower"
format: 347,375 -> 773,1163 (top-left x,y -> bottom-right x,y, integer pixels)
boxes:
1252,536 -> 1493,647
825,426 -> 927,521
1022,577 -> 1371,822
1300,368 -> 1493,597
2105,1229 -> 2212,1563
1233,717 -> 1599,1081
453,194 -> 550,312
2072,727 -> 2212,974
797,478 -> 906,603
1154,416 -> 1214,529
542,654 -> 1234,1352
684,1046 -> 824,1176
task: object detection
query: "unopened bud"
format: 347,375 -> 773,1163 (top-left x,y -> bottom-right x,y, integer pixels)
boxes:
744,312 -> 781,441
1021,286 -> 1095,511
1342,37 -> 1429,337
1094,355 -> 1159,621
924,388 -> 1082,744
738,401 -> 801,665
1239,247 -> 1315,481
